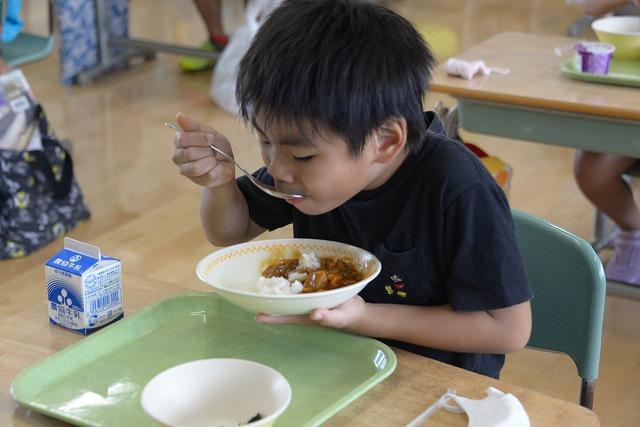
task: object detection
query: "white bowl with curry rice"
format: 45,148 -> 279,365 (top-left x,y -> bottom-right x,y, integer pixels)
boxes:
196,239 -> 381,315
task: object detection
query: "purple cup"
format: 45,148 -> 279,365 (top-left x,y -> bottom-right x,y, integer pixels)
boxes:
576,42 -> 616,75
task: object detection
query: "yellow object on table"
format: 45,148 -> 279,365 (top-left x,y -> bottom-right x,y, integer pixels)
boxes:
464,142 -> 513,197
480,156 -> 513,196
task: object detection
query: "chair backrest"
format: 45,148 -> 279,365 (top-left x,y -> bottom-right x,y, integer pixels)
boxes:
512,209 -> 606,381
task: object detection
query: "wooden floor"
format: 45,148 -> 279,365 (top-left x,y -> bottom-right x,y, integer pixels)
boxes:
4,0 -> 640,425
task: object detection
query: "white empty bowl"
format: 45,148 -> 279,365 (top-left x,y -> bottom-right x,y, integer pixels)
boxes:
141,359 -> 291,427
196,238 -> 381,315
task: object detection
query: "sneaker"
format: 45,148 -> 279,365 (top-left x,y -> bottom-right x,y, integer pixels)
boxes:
178,40 -> 223,72
605,230 -> 640,286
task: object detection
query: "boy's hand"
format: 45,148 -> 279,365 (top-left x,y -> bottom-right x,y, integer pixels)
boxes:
172,112 -> 236,189
255,295 -> 368,333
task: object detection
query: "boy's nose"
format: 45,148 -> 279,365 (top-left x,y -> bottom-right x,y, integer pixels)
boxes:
265,152 -> 295,185
267,161 -> 296,185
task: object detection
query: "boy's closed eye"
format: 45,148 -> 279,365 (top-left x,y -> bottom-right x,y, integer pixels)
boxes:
289,147 -> 317,162
292,154 -> 315,162
259,139 -> 316,162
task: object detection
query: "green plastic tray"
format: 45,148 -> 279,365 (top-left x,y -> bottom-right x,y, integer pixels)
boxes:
11,293 -> 396,427
561,57 -> 640,88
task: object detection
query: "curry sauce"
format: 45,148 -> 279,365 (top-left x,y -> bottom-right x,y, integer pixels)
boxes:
262,256 -> 363,293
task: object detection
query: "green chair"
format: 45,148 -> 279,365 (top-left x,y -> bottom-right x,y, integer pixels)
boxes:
0,0 -> 54,67
512,209 -> 606,410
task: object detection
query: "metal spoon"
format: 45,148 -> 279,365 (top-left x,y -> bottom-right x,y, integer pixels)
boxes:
165,122 -> 304,200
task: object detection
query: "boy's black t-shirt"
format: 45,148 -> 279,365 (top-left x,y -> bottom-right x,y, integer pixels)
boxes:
236,112 -> 533,378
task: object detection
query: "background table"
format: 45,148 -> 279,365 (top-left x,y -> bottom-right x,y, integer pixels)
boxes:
431,32 -> 640,157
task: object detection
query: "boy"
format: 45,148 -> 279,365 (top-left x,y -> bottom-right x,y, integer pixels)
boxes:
172,0 -> 532,378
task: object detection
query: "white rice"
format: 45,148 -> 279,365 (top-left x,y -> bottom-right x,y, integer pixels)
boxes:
256,252 -> 319,295
287,271 -> 308,282
298,252 -> 320,270
256,276 -> 304,295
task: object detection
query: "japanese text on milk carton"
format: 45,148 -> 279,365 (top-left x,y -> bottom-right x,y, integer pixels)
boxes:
45,237 -> 123,334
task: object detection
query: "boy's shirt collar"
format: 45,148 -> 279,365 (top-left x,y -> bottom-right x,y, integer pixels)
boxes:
424,110 -> 445,136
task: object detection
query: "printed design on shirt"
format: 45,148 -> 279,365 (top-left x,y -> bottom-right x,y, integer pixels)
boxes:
384,274 -> 407,297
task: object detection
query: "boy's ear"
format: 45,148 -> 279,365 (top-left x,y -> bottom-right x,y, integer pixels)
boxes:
372,117 -> 408,163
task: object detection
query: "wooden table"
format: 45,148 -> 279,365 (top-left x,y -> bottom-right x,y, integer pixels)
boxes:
0,273 -> 598,426
431,32 -> 640,158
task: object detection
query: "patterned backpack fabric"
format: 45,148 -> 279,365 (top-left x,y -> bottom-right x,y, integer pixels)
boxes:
56,0 -> 129,85
0,106 -> 90,259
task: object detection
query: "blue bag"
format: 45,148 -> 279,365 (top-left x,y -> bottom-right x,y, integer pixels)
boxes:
55,0 -> 129,85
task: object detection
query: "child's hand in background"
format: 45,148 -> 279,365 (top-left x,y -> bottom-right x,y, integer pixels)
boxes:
172,112 -> 236,189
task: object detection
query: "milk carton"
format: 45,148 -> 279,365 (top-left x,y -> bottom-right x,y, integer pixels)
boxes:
45,237 -> 123,334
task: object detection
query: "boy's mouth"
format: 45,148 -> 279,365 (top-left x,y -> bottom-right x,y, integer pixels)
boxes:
275,183 -> 305,198
286,197 -> 305,205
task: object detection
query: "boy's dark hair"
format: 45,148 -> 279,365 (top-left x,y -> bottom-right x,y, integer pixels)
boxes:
236,0 -> 435,156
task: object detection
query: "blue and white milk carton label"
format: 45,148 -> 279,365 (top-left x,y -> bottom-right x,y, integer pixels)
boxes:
45,237 -> 123,334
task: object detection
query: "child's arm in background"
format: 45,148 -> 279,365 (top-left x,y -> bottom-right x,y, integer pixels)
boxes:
173,113 -> 266,246
582,0 -> 633,16
258,297 -> 531,354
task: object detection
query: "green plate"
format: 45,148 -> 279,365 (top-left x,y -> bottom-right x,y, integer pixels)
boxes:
11,293 -> 396,426
560,57 -> 640,88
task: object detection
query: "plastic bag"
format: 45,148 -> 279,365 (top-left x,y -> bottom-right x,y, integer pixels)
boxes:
210,0 -> 281,115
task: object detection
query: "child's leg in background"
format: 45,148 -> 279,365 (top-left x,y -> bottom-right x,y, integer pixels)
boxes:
574,151 -> 640,285
575,151 -> 640,230
194,0 -> 225,41
179,0 -> 228,72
